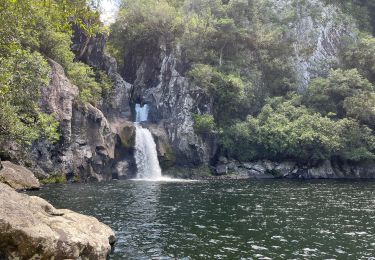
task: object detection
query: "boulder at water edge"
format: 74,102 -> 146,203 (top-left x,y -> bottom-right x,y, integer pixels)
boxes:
0,161 -> 40,190
0,182 -> 116,259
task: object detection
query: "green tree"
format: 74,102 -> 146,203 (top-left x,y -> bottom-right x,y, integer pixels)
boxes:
336,118 -> 375,161
0,0 -> 110,151
109,0 -> 184,67
343,92 -> 375,128
222,97 -> 375,163
189,64 -> 252,124
305,69 -> 374,117
0,48 -> 59,146
343,34 -> 375,83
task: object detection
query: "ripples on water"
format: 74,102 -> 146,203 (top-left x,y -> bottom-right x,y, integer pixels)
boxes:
28,180 -> 375,259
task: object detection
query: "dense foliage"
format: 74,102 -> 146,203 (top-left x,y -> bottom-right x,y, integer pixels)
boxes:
3,0 -> 375,165
109,0 -> 375,163
192,114 -> 217,135
0,0 -> 110,149
222,97 -> 375,163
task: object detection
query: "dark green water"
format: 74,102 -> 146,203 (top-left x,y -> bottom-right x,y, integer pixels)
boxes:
28,180 -> 375,259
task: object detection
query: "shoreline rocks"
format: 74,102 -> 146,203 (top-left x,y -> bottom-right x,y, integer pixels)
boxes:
0,161 -> 40,190
0,182 -> 116,259
214,159 -> 375,180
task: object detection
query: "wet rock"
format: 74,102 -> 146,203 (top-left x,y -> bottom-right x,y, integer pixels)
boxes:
0,183 -> 115,259
241,162 -> 255,170
114,161 -> 129,179
249,162 -> 267,173
246,170 -> 275,179
146,124 -> 176,169
216,164 -> 228,175
0,161 -> 40,190
214,158 -> 375,180
275,161 -> 297,177
117,122 -> 136,149
306,160 -> 337,179
226,160 -> 240,173
262,160 -> 277,171
289,160 -> 375,179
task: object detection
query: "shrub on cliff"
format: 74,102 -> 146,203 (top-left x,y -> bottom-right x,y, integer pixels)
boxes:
304,69 -> 374,118
189,64 -> 253,124
192,114 -> 217,135
343,93 -> 375,128
343,34 -> 375,84
221,98 -> 375,163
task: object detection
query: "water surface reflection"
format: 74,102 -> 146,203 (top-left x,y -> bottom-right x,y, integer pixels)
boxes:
29,179 -> 375,259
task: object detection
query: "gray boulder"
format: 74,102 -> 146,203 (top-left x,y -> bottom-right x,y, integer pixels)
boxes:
0,161 -> 40,190
0,182 -> 115,259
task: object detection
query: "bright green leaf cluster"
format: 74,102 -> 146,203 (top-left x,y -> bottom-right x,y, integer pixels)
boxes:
192,114 -> 217,135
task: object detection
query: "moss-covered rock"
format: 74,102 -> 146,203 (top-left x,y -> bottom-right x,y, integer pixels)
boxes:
40,174 -> 67,185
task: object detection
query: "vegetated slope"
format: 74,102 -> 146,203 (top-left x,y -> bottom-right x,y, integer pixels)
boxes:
2,0 -> 375,180
109,0 -> 375,167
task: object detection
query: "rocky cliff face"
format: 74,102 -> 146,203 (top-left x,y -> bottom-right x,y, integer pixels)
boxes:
72,27 -> 133,121
287,0 -> 356,91
32,60 -> 110,181
80,29 -> 217,167
22,1 -> 367,180
214,158 -> 375,180
127,44 -> 216,166
115,1 -> 357,168
30,58 -> 136,181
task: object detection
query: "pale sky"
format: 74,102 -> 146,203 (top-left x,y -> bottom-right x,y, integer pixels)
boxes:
100,0 -> 119,25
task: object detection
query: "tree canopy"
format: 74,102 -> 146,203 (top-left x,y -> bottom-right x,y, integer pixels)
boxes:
0,0 -> 110,150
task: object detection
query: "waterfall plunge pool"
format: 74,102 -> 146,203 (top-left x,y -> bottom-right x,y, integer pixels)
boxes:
27,179 -> 375,259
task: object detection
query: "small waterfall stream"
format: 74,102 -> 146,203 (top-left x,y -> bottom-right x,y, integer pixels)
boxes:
134,104 -> 163,179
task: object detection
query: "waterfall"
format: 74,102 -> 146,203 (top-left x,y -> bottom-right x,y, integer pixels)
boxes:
134,104 -> 162,179
135,103 -> 149,123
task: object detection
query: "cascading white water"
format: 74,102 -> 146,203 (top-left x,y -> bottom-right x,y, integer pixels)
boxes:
134,104 -> 162,179
135,103 -> 149,123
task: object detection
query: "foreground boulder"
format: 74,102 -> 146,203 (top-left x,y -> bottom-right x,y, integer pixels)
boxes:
0,161 -> 40,190
0,183 -> 116,259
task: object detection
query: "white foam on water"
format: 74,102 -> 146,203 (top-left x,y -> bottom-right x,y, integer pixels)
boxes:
130,176 -> 197,183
